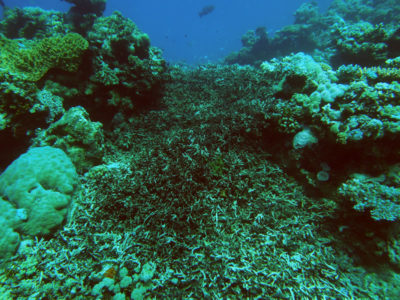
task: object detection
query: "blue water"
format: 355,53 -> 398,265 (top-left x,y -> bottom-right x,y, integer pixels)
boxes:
3,0 -> 333,64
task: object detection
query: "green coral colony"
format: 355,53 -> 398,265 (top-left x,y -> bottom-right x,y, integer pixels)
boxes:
1,0 -> 400,298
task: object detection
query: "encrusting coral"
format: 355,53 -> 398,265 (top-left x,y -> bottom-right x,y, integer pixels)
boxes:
0,32 -> 89,82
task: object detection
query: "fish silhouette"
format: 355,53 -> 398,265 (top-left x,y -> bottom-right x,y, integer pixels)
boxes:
198,5 -> 215,18
0,0 -> 5,8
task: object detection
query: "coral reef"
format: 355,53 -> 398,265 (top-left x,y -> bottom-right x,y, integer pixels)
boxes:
0,6 -> 165,167
0,147 -> 78,259
0,7 -> 68,39
0,30 -> 88,158
32,106 -> 105,173
339,173 -> 400,221
329,0 -> 400,24
226,0 -> 400,67
85,11 -> 165,118
331,21 -> 399,66
1,0 -> 400,299
259,53 -> 400,148
65,0 -> 106,17
0,32 -> 89,82
0,197 -> 21,260
226,2 -> 330,65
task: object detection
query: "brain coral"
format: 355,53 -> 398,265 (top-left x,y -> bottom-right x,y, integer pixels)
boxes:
0,146 -> 78,236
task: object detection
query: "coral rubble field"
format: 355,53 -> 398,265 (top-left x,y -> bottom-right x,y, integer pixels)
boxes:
1,0 -> 400,298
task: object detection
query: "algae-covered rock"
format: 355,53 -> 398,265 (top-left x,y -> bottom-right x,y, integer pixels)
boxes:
64,0 -> 107,34
88,11 -> 164,79
84,11 -> 166,116
329,0 -> 400,25
0,73 -> 38,137
225,27 -> 270,65
332,21 -> 391,66
33,106 -> 104,173
339,174 -> 400,221
387,225 -> 400,268
65,0 -> 106,16
30,89 -> 65,123
0,7 -> 69,39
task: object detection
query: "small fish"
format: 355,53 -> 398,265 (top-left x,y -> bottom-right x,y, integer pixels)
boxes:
198,5 -> 215,18
0,0 -> 5,8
